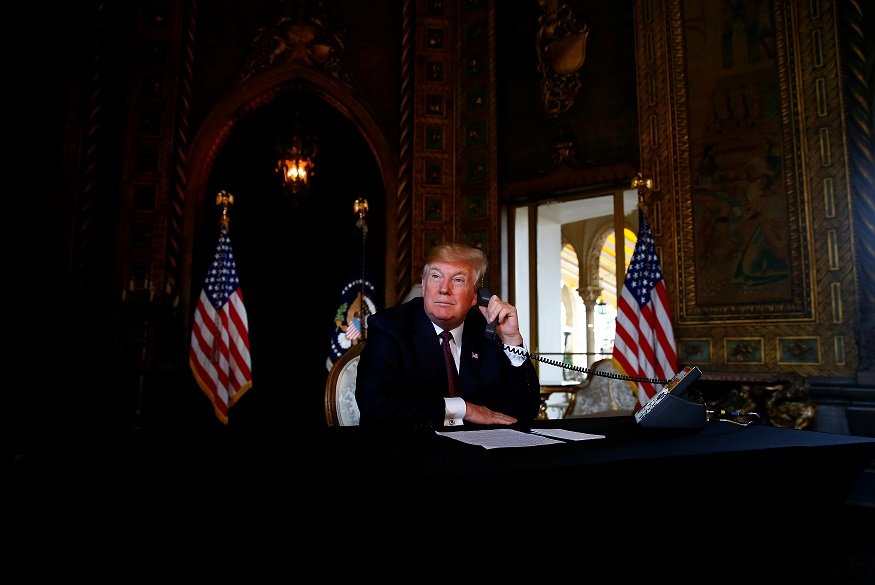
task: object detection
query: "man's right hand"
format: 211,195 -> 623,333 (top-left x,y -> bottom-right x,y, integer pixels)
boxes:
463,402 -> 518,425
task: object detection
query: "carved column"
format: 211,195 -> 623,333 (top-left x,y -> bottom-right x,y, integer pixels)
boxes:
579,286 -> 601,368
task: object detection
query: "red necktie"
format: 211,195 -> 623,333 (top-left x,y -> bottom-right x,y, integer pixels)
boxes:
439,330 -> 459,397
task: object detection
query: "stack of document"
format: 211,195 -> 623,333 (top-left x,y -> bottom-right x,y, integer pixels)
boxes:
436,428 -> 605,449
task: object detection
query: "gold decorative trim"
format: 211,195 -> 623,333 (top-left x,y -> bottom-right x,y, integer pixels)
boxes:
238,3 -> 353,85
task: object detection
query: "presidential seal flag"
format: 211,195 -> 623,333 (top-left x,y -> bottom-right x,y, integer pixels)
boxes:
326,210 -> 378,371
326,276 -> 377,370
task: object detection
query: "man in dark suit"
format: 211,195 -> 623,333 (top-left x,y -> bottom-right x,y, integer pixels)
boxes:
356,243 -> 541,427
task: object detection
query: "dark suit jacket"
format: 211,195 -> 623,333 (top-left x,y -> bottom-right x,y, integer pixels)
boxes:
355,297 -> 541,427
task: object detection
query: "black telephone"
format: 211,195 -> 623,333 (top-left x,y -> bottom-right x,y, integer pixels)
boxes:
477,287 -> 498,339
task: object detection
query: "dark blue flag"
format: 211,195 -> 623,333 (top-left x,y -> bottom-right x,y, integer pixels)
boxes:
326,221 -> 378,370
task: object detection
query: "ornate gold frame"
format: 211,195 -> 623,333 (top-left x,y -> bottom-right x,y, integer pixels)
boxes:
635,0 -> 858,375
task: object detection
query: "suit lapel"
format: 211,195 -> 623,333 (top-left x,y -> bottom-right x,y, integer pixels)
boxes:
412,305 -> 446,391
458,318 -> 485,397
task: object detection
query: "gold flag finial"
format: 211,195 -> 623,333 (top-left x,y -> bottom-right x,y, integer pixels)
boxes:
354,197 -> 369,233
630,172 -> 653,193
631,172 -> 653,213
216,190 -> 235,228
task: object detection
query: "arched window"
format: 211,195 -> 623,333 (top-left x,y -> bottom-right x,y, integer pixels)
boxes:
594,226 -> 637,356
560,243 -> 587,381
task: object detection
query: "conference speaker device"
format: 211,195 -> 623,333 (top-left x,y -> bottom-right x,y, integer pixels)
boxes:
634,366 -> 706,430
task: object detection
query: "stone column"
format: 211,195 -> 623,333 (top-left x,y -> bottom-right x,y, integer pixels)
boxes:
579,286 -> 601,368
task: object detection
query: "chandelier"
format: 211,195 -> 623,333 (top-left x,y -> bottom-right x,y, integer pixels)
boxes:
275,114 -> 318,196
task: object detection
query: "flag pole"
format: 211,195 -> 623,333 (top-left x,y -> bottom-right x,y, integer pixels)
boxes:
354,197 -> 370,340
211,191 -> 235,364
630,171 -> 653,216
216,190 -> 235,229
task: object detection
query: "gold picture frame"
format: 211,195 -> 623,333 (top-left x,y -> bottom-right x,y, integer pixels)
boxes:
676,0 -> 809,320
637,1 -> 818,324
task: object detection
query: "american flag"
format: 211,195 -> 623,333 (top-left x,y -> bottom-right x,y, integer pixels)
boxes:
345,317 -> 362,341
189,225 -> 252,424
612,208 -> 677,409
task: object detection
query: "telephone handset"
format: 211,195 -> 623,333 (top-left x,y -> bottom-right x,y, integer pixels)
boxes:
480,287 -> 686,386
477,287 -> 498,340
477,290 -> 711,427
476,287 -> 697,391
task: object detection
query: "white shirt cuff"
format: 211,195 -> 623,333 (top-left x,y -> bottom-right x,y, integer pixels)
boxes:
504,343 -> 528,367
444,397 -> 466,426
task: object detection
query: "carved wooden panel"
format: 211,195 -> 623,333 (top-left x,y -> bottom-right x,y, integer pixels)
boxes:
455,0 -> 499,279
411,0 -> 457,273
409,0 -> 500,287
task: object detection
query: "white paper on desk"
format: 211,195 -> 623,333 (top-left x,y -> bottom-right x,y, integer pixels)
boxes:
530,428 -> 606,441
435,428 -> 564,449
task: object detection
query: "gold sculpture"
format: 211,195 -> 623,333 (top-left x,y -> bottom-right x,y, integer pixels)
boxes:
536,0 -> 589,118
706,376 -> 816,430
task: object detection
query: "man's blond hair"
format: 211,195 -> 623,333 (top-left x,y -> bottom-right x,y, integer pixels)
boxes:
422,243 -> 487,285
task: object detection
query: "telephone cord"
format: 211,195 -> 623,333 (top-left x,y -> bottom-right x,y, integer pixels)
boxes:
502,343 -> 670,385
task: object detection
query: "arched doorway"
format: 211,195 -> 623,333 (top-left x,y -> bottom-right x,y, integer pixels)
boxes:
184,75 -> 397,432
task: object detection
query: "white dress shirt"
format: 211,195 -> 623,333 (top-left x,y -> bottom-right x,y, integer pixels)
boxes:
431,321 -> 528,426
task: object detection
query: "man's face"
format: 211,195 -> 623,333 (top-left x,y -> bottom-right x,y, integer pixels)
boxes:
422,260 -> 478,330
